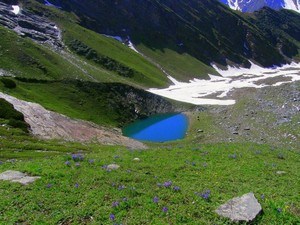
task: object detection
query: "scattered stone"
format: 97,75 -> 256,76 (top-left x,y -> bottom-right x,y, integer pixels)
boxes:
107,164 -> 120,170
233,132 -> 239,135
244,127 -> 251,131
133,158 -> 141,161
0,170 -> 40,185
276,171 -> 287,175
197,129 -> 204,133
215,192 -> 262,222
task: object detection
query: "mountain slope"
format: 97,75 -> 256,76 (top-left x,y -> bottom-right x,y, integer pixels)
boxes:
220,0 -> 300,13
33,0 -> 300,70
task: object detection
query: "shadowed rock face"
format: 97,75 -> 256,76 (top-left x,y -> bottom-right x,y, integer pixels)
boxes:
0,1 -> 62,49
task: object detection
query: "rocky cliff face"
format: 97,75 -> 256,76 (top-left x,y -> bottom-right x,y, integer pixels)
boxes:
0,1 -> 62,49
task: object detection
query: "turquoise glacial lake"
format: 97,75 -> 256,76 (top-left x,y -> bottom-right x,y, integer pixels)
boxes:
122,113 -> 189,142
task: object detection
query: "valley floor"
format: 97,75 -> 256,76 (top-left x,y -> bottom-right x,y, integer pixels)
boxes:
0,80 -> 299,224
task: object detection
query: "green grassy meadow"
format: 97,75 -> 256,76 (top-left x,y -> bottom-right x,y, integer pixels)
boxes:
0,112 -> 300,224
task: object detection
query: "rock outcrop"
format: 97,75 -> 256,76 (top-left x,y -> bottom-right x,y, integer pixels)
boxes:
0,2 -> 62,49
0,170 -> 41,185
0,92 -> 147,149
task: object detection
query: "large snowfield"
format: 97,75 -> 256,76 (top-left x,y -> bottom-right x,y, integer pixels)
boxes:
149,62 -> 300,105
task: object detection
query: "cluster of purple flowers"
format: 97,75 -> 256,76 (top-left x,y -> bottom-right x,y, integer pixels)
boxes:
0,161 -> 3,165
153,196 -> 159,203
65,161 -> 71,166
196,190 -> 211,201
173,186 -> 180,191
88,159 -> 95,164
71,153 -> 84,162
163,181 -> 172,188
112,201 -> 120,208
118,185 -> 126,191
162,207 -> 168,213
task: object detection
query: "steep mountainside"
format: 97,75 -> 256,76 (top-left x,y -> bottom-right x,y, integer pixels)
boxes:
31,0 -> 300,69
220,0 -> 300,13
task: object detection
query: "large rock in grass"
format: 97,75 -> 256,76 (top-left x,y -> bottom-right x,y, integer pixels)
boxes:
0,170 -> 40,185
215,192 -> 262,222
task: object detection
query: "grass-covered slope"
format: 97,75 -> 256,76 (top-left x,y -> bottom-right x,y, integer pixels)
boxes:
0,5 -> 170,88
43,0 -> 300,69
0,123 -> 299,224
0,78 -> 175,127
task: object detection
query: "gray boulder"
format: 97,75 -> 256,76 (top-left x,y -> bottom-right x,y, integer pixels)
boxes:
0,170 -> 41,185
216,192 -> 262,222
107,164 -> 120,170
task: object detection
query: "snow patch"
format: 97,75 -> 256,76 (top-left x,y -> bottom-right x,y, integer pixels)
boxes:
11,5 -> 20,15
148,62 -> 300,106
103,34 -> 140,54
284,0 -> 300,12
44,0 -> 62,9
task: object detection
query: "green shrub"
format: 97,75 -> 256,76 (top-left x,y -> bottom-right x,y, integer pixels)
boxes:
68,39 -> 136,78
0,99 -> 29,132
1,78 -> 17,89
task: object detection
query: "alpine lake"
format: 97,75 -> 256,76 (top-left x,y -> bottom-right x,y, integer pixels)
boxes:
122,113 -> 189,142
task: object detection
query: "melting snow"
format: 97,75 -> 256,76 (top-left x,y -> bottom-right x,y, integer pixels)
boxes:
103,34 -> 140,54
148,62 -> 300,105
128,41 -> 139,53
11,5 -> 20,15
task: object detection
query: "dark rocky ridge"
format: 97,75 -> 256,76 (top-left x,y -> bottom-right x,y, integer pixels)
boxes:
0,1 -> 62,49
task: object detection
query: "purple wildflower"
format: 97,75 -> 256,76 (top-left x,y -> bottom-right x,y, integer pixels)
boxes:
229,154 -> 237,159
71,153 -> 84,162
122,197 -> 128,202
200,190 -> 211,200
102,165 -> 108,169
277,208 -> 282,213
0,161 -> 3,165
173,186 -> 180,191
196,190 -> 211,200
46,183 -> 52,188
109,214 -> 115,221
75,183 -> 79,188
118,185 -> 126,190
153,196 -> 159,203
163,181 -> 172,188
162,207 -> 168,213
112,201 -> 120,207
88,159 -> 95,164
65,161 -> 71,166
261,194 -> 265,200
